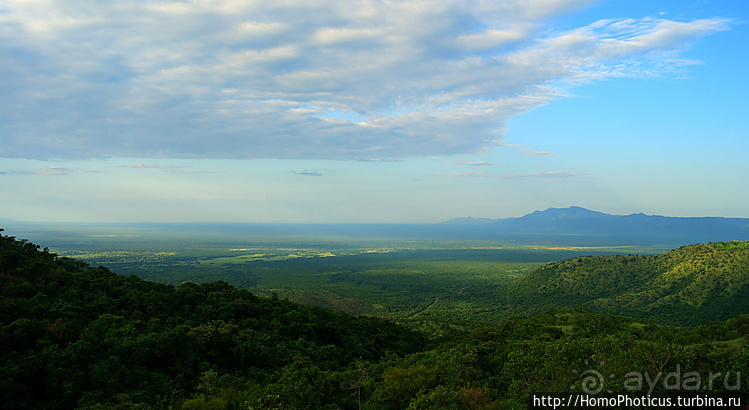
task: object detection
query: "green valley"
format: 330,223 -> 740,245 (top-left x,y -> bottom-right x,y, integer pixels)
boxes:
1,229 -> 748,408
54,244 -> 646,323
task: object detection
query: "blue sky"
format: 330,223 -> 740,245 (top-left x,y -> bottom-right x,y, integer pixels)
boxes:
1,0 -> 747,223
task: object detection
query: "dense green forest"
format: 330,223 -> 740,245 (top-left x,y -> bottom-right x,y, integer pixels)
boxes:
503,241 -> 749,325
1,230 -> 748,409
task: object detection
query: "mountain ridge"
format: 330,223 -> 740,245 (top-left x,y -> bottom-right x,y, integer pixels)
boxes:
443,206 -> 749,224
442,206 -> 749,245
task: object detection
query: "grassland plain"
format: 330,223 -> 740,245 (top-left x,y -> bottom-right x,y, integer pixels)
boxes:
3,221 -> 669,322
50,240 -> 657,322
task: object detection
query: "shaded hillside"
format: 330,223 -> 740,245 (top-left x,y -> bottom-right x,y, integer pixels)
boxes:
285,294 -> 376,315
503,241 -> 749,325
0,230 -> 423,408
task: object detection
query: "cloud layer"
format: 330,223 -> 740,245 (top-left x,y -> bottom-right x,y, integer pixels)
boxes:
0,0 -> 729,160
440,170 -> 582,179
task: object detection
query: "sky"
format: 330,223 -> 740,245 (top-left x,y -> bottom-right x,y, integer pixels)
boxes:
1,0 -> 747,223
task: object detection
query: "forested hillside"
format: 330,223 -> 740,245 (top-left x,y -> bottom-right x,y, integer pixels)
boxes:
503,241 -> 749,325
2,231 -> 748,409
0,230 -> 423,408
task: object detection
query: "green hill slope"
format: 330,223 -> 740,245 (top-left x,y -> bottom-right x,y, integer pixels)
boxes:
0,230 -> 424,408
503,241 -> 749,325
3,230 -> 748,408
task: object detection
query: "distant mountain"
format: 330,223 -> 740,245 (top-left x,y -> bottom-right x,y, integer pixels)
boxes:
444,207 -> 749,245
4,207 -> 748,248
501,241 -> 749,325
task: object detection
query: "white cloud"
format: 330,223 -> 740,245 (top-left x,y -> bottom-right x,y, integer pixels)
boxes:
118,164 -> 190,169
440,170 -> 582,179
499,142 -> 554,156
455,161 -> 496,166
431,159 -> 495,166
0,0 -> 730,160
2,166 -> 73,176
593,17 -> 730,59
500,171 -> 583,179
293,170 -> 323,177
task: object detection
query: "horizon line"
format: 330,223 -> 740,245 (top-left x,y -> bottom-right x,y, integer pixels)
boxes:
3,206 -> 749,225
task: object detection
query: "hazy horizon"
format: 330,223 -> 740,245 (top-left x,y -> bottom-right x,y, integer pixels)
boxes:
3,205 -> 749,225
2,1 -> 747,223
